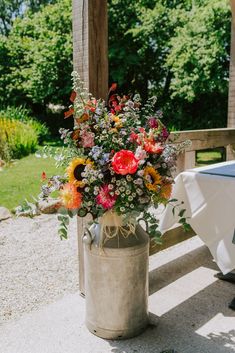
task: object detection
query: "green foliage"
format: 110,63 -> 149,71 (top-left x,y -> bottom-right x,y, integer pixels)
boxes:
109,0 -> 230,129
0,0 -> 231,131
0,106 -> 50,142
167,0 -> 230,102
0,0 -> 56,35
2,0 -> 72,108
0,117 -> 38,161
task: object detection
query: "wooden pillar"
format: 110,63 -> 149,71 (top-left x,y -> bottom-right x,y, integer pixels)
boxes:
72,0 -> 108,295
227,1 -> 235,159
72,0 -> 108,100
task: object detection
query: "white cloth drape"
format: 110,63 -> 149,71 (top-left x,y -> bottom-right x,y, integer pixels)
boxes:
159,161 -> 235,274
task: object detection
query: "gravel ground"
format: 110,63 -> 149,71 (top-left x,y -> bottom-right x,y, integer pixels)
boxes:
0,214 -> 79,325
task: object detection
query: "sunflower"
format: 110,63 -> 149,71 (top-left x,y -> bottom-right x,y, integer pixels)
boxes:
67,158 -> 93,188
143,166 -> 162,192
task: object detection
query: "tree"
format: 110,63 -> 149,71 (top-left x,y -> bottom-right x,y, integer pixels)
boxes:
109,0 -> 230,129
5,0 -> 72,109
165,0 -> 230,128
0,0 -> 56,35
0,0 -> 231,131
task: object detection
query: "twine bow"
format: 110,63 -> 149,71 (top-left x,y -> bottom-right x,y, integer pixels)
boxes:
99,210 -> 136,247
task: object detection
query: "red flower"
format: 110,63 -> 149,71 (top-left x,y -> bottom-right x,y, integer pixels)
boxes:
112,150 -> 139,175
96,185 -> 117,209
129,131 -> 138,142
109,83 -> 117,92
41,171 -> 47,181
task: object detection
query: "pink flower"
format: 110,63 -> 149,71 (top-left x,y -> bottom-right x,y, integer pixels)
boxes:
96,185 -> 117,209
80,130 -> 95,148
135,146 -> 147,165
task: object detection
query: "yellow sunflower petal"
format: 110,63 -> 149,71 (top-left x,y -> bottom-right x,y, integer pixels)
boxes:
67,158 -> 93,187
144,166 -> 162,192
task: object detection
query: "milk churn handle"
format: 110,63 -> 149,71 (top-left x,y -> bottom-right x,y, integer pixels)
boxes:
137,218 -> 149,233
82,227 -> 94,245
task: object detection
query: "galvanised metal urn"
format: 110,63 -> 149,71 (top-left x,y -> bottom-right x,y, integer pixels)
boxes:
83,212 -> 149,340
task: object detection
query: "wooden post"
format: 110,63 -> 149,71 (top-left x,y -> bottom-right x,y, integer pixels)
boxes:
72,0 -> 108,295
227,1 -> 235,159
72,0 -> 108,100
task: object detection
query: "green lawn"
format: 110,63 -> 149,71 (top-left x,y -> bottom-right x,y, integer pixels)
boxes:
0,148 -> 64,210
196,149 -> 224,166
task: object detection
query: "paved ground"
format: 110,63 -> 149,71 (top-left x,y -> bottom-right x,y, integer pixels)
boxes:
0,215 -> 235,353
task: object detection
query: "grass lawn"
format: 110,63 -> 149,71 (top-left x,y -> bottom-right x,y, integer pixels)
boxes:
196,149 -> 224,166
0,148 -> 64,211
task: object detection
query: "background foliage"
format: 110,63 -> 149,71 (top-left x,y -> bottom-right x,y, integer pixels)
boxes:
0,117 -> 38,161
0,0 -> 231,134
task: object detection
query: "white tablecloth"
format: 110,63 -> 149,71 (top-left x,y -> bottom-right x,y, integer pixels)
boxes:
159,161 -> 235,274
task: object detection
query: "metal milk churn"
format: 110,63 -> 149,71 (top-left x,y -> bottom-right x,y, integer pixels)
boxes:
83,212 -> 149,340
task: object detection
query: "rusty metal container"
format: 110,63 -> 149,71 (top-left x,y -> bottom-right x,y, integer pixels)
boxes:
83,214 -> 149,340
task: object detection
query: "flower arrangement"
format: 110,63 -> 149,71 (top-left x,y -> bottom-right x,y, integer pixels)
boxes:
39,72 -> 189,242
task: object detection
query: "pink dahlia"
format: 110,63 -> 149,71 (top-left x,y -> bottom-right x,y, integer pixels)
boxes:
96,185 -> 117,209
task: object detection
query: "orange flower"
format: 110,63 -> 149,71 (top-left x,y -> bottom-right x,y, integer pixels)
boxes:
112,150 -> 139,175
160,183 -> 172,200
64,108 -> 74,119
75,113 -> 89,125
71,129 -> 80,141
60,183 -> 82,210
143,140 -> 164,154
112,115 -> 122,128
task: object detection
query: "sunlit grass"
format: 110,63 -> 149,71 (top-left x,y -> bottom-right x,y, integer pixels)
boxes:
196,150 -> 224,166
0,148 -> 64,210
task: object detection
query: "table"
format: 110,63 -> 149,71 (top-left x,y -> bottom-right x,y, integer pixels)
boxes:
159,161 -> 235,275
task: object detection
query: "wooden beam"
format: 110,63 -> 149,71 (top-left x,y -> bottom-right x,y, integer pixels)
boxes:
228,1 -> 235,128
72,0 -> 108,100
72,0 -> 108,295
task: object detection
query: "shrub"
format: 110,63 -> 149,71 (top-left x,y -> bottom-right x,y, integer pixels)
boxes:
0,118 -> 38,161
0,106 -> 50,143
